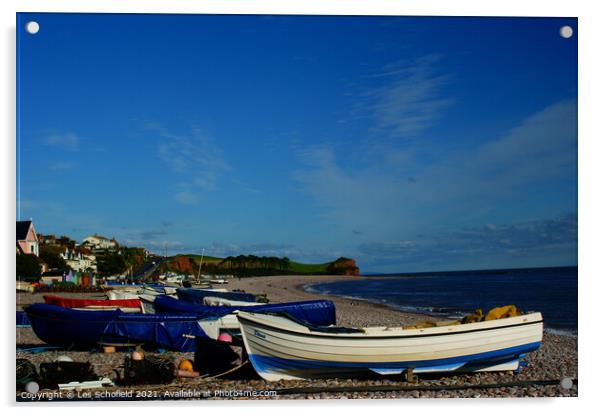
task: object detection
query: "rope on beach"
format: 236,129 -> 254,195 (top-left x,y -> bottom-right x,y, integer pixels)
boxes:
199,359 -> 249,380
274,378 -> 578,395
100,360 -> 251,393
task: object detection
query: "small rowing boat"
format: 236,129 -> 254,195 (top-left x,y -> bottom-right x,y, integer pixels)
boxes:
106,290 -> 139,300
25,304 -> 205,351
106,285 -> 179,306
202,296 -> 263,307
139,294 -> 160,314
25,298 -> 337,349
176,287 -> 256,304
154,296 -> 336,339
237,311 -> 544,381
43,295 -> 141,312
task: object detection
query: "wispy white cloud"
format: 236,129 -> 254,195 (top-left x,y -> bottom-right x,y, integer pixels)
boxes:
294,145 -> 414,236
124,229 -> 169,241
18,199 -> 64,213
122,238 -> 187,254
146,123 -> 230,203
198,242 -> 345,263
120,228 -> 171,249
474,98 -> 577,185
174,190 -> 200,205
43,132 -> 79,151
422,98 -> 578,201
231,179 -> 262,194
294,98 -> 577,240
357,213 -> 577,271
48,162 -> 74,171
358,55 -> 453,138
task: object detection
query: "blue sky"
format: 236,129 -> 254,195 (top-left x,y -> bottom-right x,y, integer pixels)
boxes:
16,14 -> 577,273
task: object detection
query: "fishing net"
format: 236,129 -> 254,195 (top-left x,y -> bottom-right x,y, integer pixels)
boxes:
16,359 -> 38,391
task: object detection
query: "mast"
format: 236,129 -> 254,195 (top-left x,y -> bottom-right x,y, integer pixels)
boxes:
196,248 -> 205,283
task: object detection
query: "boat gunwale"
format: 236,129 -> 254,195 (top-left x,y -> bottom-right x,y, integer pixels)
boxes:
237,312 -> 543,340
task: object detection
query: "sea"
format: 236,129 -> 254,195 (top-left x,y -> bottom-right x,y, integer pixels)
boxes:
304,266 -> 577,335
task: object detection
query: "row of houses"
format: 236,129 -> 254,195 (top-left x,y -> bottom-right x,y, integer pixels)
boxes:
16,220 -> 119,275
36,269 -> 98,287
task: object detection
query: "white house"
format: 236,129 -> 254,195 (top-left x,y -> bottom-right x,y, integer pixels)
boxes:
60,248 -> 97,272
82,234 -> 118,250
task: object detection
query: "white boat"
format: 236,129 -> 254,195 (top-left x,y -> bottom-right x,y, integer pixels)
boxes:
197,314 -> 240,339
236,311 -> 543,381
107,286 -> 177,301
138,294 -> 159,314
138,286 -> 177,297
203,296 -> 263,307
16,281 -> 35,293
102,285 -> 139,293
107,290 -> 139,300
165,276 -> 185,284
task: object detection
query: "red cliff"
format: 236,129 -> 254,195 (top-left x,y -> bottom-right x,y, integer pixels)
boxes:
326,257 -> 360,276
169,255 -> 196,275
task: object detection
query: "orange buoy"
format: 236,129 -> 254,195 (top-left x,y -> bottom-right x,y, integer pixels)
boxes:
179,359 -> 194,372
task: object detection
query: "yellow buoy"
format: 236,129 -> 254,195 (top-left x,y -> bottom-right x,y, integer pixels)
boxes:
485,305 -> 520,321
461,309 -> 483,324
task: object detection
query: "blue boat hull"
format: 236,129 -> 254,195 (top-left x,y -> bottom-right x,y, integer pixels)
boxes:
25,304 -> 207,351
248,342 -> 540,380
16,311 -> 31,328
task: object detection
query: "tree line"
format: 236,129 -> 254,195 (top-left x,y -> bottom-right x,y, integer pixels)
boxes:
196,255 -> 293,277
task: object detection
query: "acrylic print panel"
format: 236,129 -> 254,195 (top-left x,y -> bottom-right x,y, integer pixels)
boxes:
15,13 -> 577,401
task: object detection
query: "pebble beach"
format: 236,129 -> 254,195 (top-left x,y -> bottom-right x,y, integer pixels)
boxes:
16,275 -> 578,400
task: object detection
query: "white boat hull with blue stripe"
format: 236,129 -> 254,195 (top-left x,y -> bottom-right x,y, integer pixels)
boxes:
237,311 -> 543,381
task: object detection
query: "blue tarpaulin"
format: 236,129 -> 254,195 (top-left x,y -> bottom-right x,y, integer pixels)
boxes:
103,313 -> 205,352
154,296 -> 336,326
176,288 -> 257,304
25,304 -> 122,349
25,304 -> 206,351
25,298 -> 337,351
16,311 -> 31,327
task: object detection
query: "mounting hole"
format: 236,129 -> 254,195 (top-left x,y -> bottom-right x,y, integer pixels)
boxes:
25,21 -> 40,35
560,377 -> 573,389
559,25 -> 573,39
25,381 -> 39,394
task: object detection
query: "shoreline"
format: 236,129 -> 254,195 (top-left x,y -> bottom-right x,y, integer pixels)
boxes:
227,274 -> 577,335
226,274 -> 449,327
299,280 -> 578,337
16,275 -> 578,399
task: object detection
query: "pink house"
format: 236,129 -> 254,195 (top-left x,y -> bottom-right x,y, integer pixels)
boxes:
16,220 -> 39,256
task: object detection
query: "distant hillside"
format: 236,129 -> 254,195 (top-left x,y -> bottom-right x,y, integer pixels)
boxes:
158,254 -> 359,277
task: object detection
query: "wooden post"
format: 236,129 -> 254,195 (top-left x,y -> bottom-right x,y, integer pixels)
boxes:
405,367 -> 416,383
